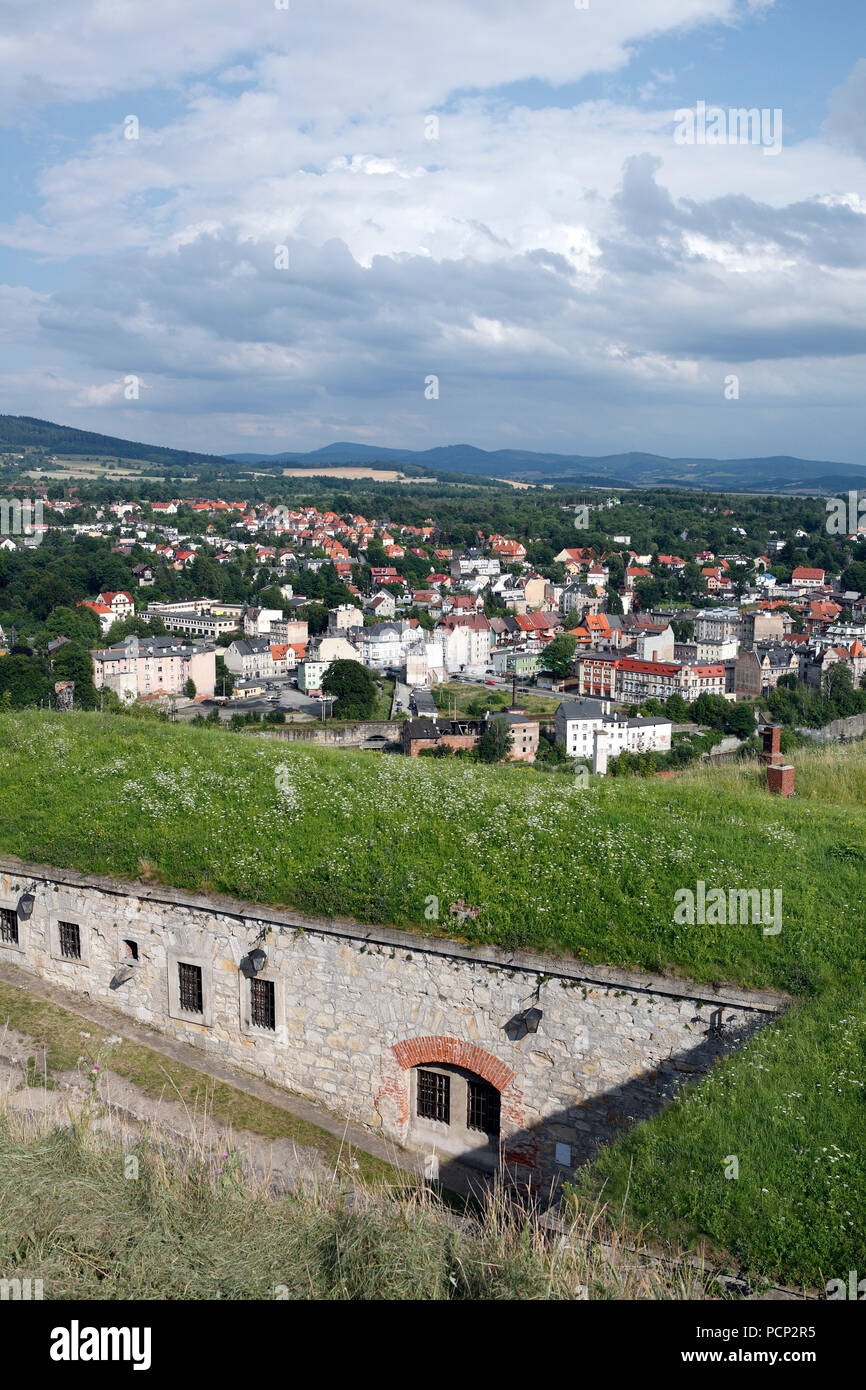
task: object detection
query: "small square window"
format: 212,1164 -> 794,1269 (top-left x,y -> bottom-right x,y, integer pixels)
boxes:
417,1069 -> 450,1124
0,908 -> 19,946
58,921 -> 81,959
250,977 -> 275,1031
123,939 -> 139,961
178,962 -> 203,1014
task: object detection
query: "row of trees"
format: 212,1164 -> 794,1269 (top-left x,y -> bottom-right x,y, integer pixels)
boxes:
766,667 -> 866,728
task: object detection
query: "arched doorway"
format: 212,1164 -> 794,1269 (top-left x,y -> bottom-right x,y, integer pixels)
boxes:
410,1061 -> 502,1170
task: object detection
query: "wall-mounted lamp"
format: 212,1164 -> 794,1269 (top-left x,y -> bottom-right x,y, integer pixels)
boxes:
17,892 -> 35,919
241,947 -> 268,975
504,1004 -> 544,1041
109,961 -> 136,990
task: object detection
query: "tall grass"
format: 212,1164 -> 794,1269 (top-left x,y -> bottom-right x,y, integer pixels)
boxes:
678,743 -> 866,807
0,1100 -> 709,1301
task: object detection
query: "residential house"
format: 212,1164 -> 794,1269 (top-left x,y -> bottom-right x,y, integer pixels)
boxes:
436,614 -> 492,670
91,637 -> 215,700
555,697 -> 671,766
791,567 -> 825,590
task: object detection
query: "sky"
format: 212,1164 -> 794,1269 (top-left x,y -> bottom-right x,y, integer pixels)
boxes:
0,0 -> 865,464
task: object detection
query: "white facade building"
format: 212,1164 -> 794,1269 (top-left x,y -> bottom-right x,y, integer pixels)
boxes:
555,697 -> 671,765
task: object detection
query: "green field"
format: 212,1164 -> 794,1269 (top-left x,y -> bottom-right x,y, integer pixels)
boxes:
435,681 -> 561,718
0,710 -> 863,1282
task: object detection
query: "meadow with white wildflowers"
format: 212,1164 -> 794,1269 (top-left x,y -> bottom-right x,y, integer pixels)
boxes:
0,710 -> 863,1282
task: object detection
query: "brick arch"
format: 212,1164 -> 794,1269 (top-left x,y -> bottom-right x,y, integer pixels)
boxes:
391,1036 -> 514,1092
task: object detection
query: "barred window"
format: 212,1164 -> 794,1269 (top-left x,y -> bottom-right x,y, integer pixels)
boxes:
178,962 -> 203,1014
467,1079 -> 500,1136
58,921 -> 81,959
250,977 -> 275,1031
0,908 -> 18,946
417,1069 -> 450,1124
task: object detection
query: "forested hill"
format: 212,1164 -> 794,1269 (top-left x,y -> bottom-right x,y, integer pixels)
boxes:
0,416 -> 228,469
230,441 -> 866,494
3,414 -> 865,493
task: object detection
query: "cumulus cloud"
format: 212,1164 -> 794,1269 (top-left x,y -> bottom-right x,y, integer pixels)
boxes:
2,0 -> 866,462
824,58 -> 866,161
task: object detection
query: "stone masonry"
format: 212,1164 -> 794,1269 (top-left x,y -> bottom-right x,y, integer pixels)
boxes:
0,856 -> 786,1193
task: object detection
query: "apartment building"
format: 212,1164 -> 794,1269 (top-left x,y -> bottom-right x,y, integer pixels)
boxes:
555,698 -> 671,762
618,659 -> 727,704
91,637 -> 215,700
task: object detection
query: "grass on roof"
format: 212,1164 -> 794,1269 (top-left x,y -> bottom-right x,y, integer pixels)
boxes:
0,709 -> 864,1283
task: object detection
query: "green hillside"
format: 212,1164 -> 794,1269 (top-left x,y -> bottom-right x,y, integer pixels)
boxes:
0,710 -> 863,1281
0,415 -> 230,470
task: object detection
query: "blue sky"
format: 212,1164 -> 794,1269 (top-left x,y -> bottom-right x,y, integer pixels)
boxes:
0,0 -> 864,466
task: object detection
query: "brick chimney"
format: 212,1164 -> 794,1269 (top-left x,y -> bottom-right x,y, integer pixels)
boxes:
760,723 -> 783,765
767,763 -> 795,796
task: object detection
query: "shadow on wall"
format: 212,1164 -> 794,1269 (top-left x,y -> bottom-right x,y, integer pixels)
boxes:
427,1007 -> 771,1206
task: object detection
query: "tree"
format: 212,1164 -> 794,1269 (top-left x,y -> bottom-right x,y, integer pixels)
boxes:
105,614 -> 167,643
52,643 -> 99,709
322,660 -> 376,718
215,655 -> 234,696
540,634 -> 577,679
725,703 -> 757,738
663,693 -> 689,722
0,654 -> 50,708
184,677 -> 197,699
43,605 -> 102,648
297,602 -> 329,635
691,692 -> 731,728
478,715 -> 513,762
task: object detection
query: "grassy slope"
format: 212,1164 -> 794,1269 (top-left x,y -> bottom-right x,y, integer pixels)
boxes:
436,681 -> 561,718
0,1110 -> 710,1300
0,710 -> 864,1282
0,710 -> 862,991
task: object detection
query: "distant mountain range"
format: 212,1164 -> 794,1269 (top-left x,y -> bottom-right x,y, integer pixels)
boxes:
229,441 -> 866,494
2,415 -> 864,494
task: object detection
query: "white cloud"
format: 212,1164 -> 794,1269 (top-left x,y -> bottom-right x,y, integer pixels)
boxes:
4,0 -> 866,463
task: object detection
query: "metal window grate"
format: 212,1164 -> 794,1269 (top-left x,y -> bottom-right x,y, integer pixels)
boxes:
178,961 -> 203,1013
250,977 -> 275,1030
417,1069 -> 450,1124
467,1079 -> 501,1136
0,908 -> 18,946
58,920 -> 81,959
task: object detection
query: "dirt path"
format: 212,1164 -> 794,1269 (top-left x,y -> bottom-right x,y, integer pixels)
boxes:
0,961 -> 423,1182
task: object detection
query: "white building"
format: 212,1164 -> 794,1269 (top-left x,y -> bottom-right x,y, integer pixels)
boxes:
297,659 -> 330,694
436,616 -> 492,670
555,697 -> 671,767
634,625 -> 675,662
314,635 -> 362,664
242,606 -> 284,638
358,621 -> 428,671
328,605 -> 364,632
224,637 -> 277,679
